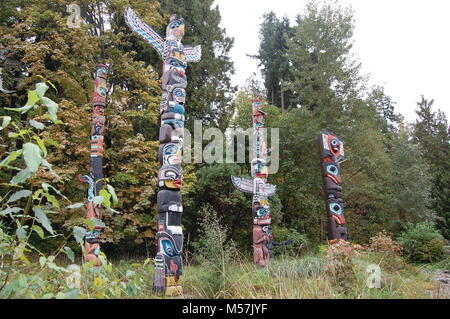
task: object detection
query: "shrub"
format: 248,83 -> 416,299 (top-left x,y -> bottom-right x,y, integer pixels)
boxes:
369,231 -> 403,256
190,204 -> 238,298
272,227 -> 310,257
398,222 -> 448,263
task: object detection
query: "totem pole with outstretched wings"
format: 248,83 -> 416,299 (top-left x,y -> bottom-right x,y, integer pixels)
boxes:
231,99 -> 279,267
125,7 -> 201,296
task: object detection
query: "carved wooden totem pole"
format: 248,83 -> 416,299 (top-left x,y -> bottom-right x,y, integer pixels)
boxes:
79,64 -> 109,266
317,130 -> 348,243
232,99 -> 277,267
124,7 -> 201,296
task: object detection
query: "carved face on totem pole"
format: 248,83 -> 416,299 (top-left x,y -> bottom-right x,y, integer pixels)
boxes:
252,205 -> 271,225
158,164 -> 183,190
319,130 -> 345,162
159,143 -> 182,166
155,230 -> 183,280
166,15 -> 185,41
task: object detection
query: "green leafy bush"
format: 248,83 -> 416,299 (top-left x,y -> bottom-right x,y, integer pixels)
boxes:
272,227 -> 310,256
398,222 -> 448,263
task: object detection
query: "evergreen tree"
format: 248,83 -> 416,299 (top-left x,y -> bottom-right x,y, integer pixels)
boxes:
253,12 -> 292,111
413,96 -> 450,239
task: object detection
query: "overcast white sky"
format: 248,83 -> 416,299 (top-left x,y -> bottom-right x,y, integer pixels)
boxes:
215,0 -> 450,123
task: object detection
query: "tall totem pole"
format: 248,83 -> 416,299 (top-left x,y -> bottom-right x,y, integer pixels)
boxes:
79,64 -> 109,266
317,130 -> 348,243
124,7 -> 201,296
232,99 -> 277,267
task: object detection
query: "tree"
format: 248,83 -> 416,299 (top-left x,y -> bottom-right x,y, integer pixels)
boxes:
412,96 -> 450,239
287,1 -> 362,121
253,12 -> 292,111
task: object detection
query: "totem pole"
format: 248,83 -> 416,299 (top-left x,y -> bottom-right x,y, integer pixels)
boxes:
124,7 -> 201,296
231,99 -> 277,267
78,64 -> 109,266
317,130 -> 348,243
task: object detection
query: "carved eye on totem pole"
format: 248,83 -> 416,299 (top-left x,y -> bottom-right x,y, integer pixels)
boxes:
330,138 -> 340,152
159,143 -> 182,166
162,239 -> 176,257
326,199 -> 345,216
322,162 -> 342,184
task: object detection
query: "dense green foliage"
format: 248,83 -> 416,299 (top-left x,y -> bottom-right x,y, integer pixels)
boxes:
398,222 -> 447,263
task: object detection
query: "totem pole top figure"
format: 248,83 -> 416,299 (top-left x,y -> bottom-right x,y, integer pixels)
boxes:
124,7 -> 202,63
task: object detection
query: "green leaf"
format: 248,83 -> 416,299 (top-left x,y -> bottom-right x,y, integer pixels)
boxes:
33,136 -> 47,157
106,184 -> 118,206
10,168 -> 33,185
29,120 -> 45,130
39,256 -> 46,267
8,129 -> 31,138
44,138 -> 63,148
0,150 -> 22,167
23,143 -> 43,173
26,90 -> 40,106
7,190 -> 32,203
85,219 -> 94,231
35,83 -> 49,98
93,196 -> 105,206
63,247 -> 75,262
41,159 -> 57,176
67,203 -> 84,209
4,105 -> 34,114
0,207 -> 23,216
42,183 -> 68,200
32,206 -> 55,235
73,226 -> 86,244
33,225 -> 45,239
41,97 -> 58,122
43,192 -> 60,208
1,116 -> 11,130
4,90 -> 39,114
99,189 -> 111,208
16,226 -> 27,241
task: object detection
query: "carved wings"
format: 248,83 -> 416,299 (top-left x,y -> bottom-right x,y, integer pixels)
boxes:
231,176 -> 277,197
184,45 -> 202,63
262,183 -> 277,197
231,176 -> 253,194
124,7 -> 165,57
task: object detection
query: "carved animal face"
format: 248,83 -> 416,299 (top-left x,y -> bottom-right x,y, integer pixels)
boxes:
158,164 -> 183,190
166,15 -> 185,40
